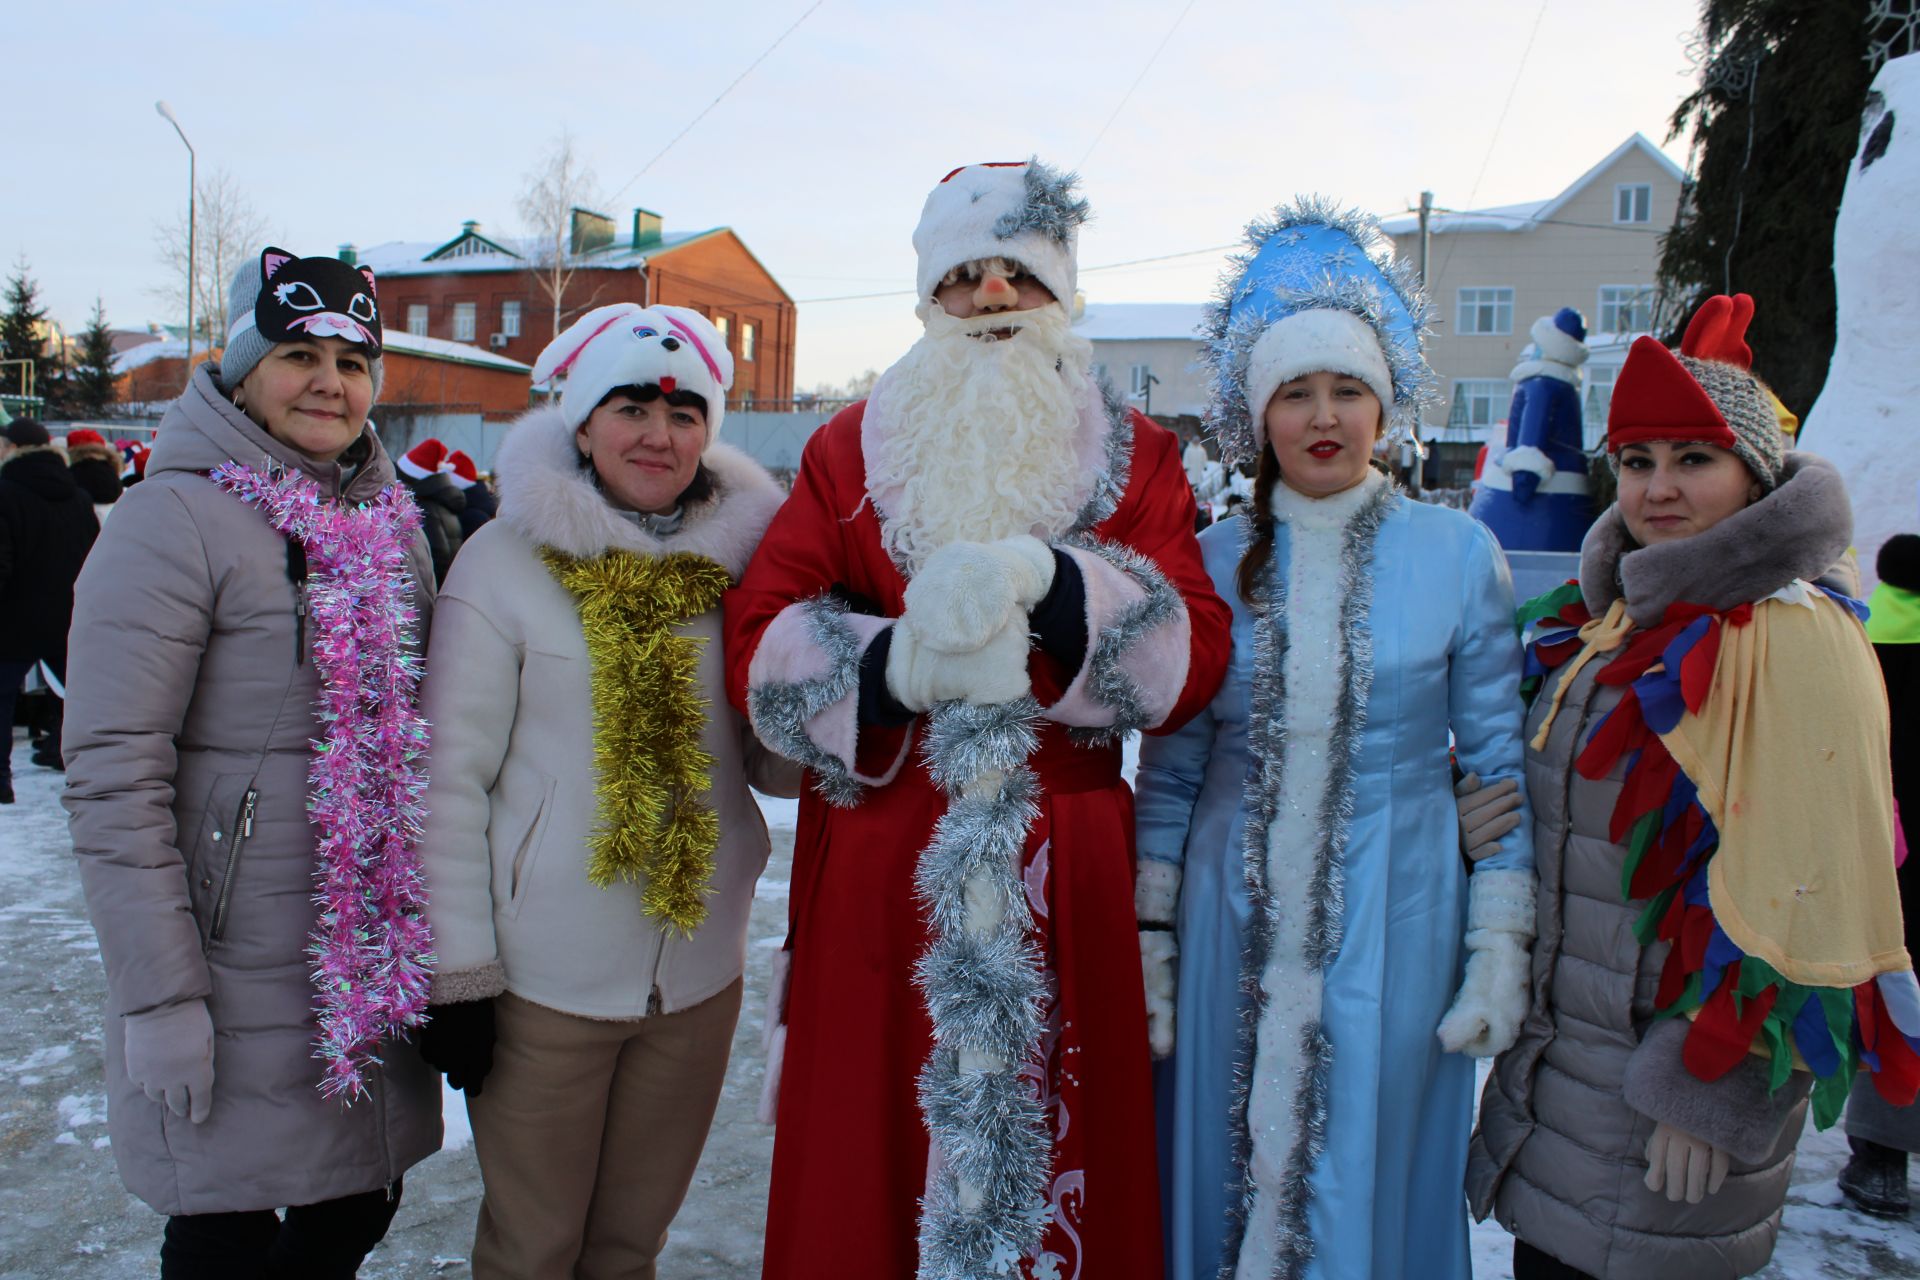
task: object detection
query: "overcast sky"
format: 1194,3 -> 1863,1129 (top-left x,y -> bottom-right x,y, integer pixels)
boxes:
11,0 -> 1704,388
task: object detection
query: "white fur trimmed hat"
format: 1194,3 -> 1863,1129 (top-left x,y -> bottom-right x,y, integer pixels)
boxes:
912,158 -> 1090,310
1203,198 -> 1436,469
531,303 -> 735,443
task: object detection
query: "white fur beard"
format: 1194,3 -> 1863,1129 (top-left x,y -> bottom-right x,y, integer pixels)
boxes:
866,302 -> 1094,572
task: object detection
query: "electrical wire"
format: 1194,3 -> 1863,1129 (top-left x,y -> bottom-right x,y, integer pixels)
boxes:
606,2 -> 824,202
1078,0 -> 1201,169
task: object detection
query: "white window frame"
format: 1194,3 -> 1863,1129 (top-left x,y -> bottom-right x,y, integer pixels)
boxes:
1456,287 -> 1514,336
741,321 -> 756,362
452,301 -> 477,342
1583,363 -> 1621,448
1129,363 -> 1154,397
1595,285 -> 1654,335
716,315 -> 732,348
500,300 -> 522,338
406,304 -> 429,337
1614,183 -> 1652,224
1451,378 -> 1512,430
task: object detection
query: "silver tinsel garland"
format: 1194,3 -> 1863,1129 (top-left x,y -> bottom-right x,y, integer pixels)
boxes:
993,156 -> 1092,246
1222,479 -> 1394,1280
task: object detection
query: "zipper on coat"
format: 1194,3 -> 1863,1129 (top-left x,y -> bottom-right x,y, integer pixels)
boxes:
286,539 -> 309,666
208,788 -> 258,943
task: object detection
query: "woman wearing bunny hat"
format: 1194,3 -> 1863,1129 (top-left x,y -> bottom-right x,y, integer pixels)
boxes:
414,302 -> 798,1278
1134,199 -> 1535,1280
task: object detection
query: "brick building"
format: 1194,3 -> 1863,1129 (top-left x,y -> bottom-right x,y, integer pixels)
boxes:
353,207 -> 796,406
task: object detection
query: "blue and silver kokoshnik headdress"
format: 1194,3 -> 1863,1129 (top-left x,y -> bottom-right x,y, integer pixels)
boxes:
1202,196 -> 1438,469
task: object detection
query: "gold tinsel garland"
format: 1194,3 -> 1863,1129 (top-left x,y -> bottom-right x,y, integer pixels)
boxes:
541,548 -> 733,935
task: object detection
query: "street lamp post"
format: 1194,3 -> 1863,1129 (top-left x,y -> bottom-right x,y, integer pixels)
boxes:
155,102 -> 196,380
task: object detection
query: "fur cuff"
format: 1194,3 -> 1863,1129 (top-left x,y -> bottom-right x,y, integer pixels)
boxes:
1499,446 -> 1557,482
1624,1017 -> 1811,1164
429,959 -> 507,1005
1467,868 -> 1537,938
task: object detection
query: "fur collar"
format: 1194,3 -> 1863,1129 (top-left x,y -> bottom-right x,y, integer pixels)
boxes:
492,405 -> 783,577
1581,451 -> 1854,627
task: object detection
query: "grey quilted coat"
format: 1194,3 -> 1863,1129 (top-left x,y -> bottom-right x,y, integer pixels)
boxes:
62,363 -> 442,1216
1468,454 -> 1862,1278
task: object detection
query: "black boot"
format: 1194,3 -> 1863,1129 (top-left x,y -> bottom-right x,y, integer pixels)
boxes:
1839,1136 -> 1911,1218
0,776 -> 13,805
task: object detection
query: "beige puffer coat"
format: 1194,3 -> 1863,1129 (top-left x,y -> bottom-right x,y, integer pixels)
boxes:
63,363 -> 441,1215
1468,453 -> 1867,1278
418,408 -> 798,1018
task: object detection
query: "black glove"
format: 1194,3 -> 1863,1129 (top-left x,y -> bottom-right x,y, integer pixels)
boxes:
418,998 -> 496,1097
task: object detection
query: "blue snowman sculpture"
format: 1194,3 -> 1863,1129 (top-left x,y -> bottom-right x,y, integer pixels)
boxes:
1469,307 -> 1595,551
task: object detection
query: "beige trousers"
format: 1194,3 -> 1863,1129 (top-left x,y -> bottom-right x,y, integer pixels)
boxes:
468,980 -> 743,1280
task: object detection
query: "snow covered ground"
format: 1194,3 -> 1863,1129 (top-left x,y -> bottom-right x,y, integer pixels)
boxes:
3,727 -> 1917,1277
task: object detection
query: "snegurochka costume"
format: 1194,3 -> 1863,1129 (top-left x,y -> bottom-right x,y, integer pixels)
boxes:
1470,295 -> 1920,1279
1136,200 -> 1536,1280
726,161 -> 1232,1279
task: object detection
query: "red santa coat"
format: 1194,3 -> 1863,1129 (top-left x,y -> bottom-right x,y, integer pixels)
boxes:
728,389 -> 1227,1279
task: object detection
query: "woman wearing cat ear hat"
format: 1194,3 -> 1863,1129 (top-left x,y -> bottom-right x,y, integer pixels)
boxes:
413,303 -> 797,1278
61,247 -> 442,1277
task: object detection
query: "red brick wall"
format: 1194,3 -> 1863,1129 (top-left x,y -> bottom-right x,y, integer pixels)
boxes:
377,231 -> 794,404
380,351 -> 530,417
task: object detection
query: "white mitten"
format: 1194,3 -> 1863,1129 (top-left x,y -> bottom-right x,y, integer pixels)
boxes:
1136,860 -> 1181,1059
886,614 -> 1032,712
1645,1122 -> 1731,1203
1436,868 -> 1536,1057
124,998 -> 216,1124
902,536 -> 1056,654
1455,772 -> 1524,863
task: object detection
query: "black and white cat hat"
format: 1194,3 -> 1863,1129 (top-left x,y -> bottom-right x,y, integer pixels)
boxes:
222,246 -> 384,395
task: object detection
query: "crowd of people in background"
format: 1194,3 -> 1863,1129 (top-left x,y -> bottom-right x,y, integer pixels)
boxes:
2,157 -> 1915,1280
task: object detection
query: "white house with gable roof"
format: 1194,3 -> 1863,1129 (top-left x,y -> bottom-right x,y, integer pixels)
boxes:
1071,300 -> 1209,427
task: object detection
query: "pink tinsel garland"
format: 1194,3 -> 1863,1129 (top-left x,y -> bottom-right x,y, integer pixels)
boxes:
212,461 -> 435,1100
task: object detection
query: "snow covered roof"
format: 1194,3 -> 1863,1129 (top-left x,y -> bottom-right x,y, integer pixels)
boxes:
1072,302 -> 1207,342
383,329 -> 529,372
111,339 -> 188,375
357,227 -> 725,277
1380,134 -> 1685,236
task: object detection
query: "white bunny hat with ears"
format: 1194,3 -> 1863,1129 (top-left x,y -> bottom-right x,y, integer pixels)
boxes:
531,302 -> 736,443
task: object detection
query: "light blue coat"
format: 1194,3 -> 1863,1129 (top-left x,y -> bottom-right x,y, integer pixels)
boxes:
1139,497 -> 1533,1280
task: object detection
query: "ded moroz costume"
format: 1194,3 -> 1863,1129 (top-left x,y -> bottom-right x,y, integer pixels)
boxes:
726,159 -> 1231,1279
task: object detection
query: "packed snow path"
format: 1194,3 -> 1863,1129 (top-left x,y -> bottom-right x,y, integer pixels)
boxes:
1,729 -> 1915,1277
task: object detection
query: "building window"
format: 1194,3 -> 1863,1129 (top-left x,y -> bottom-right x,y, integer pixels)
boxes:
406,304 -> 428,337
1129,364 -> 1154,397
1583,364 -> 1620,447
716,315 -> 732,348
501,300 -> 522,338
741,321 -> 756,362
1450,378 -> 1512,431
1091,362 -> 1109,386
1456,287 -> 1513,336
1595,285 -> 1654,335
452,302 -> 477,342
1615,183 -> 1652,224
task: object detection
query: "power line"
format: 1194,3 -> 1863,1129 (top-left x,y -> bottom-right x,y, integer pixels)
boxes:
1078,0 -> 1201,169
1435,0 -> 1552,288
606,1 -> 823,203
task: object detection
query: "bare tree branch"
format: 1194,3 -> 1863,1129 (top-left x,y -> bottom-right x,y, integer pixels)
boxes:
517,129 -> 606,339
149,168 -> 274,346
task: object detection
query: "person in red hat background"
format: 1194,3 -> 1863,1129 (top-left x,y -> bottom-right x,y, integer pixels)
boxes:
444,448 -> 497,540
63,428 -> 124,517
396,437 -> 469,586
1466,295 -> 1918,1279
726,159 -> 1230,1279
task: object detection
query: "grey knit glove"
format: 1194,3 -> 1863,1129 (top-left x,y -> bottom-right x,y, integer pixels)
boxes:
1136,861 -> 1181,1060
124,999 -> 215,1124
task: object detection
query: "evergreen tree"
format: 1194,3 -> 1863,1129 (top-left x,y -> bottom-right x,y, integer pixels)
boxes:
1,257 -> 49,398
72,299 -> 119,419
1656,1 -> 1880,416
